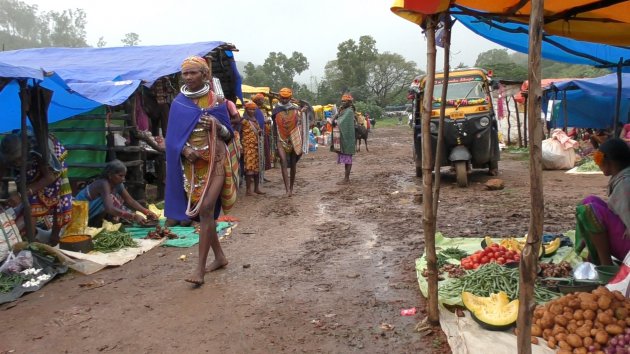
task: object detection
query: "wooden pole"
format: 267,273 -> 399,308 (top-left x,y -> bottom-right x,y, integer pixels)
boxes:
506,96 -> 512,145
432,15 -> 451,217
614,58 -> 623,137
422,14 -> 439,325
17,81 -> 35,242
563,90 -> 568,133
523,97 -> 529,148
522,94 -> 528,148
517,0 -> 544,352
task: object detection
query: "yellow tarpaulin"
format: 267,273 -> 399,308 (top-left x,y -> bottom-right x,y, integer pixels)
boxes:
241,84 -> 270,94
391,0 -> 630,46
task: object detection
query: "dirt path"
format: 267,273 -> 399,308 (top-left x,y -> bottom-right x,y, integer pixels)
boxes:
0,127 -> 608,354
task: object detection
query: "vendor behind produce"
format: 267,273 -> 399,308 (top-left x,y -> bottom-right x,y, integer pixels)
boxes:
75,159 -> 158,227
575,138 -> 630,265
0,131 -> 73,246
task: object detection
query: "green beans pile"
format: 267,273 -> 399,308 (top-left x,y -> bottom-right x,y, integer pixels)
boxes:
0,273 -> 24,293
438,262 -> 560,304
93,230 -> 138,253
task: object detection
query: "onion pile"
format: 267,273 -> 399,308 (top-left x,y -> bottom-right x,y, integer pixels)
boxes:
603,327 -> 630,354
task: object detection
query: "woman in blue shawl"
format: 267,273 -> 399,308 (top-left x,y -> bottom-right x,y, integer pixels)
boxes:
165,56 -> 234,286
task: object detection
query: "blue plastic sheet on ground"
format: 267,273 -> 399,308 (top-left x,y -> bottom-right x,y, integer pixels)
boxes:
125,220 -> 235,248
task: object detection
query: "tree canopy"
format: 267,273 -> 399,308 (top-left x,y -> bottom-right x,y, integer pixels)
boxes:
0,0 -> 88,49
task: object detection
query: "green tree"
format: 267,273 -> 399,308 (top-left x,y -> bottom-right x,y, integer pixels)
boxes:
474,49 -> 527,80
43,9 -> 87,47
354,101 -> 383,120
331,35 -> 378,100
366,52 -> 419,107
0,0 -> 88,49
96,36 -> 106,48
121,32 -> 140,46
242,51 -> 309,92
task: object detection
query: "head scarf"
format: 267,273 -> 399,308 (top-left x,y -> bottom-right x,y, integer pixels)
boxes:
252,93 -> 265,103
279,88 -> 293,99
341,93 -> 353,102
181,56 -> 210,73
245,101 -> 257,109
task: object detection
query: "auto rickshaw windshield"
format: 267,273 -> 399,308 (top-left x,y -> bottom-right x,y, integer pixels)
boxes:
432,80 -> 485,101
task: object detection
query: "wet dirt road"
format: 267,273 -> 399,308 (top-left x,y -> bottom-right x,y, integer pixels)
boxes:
0,126 -> 607,353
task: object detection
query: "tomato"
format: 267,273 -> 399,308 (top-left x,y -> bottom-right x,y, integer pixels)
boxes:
497,257 -> 506,264
481,256 -> 489,264
514,254 -> 520,262
471,254 -> 481,263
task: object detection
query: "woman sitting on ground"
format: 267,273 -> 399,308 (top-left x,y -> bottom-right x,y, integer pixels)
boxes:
75,159 -> 158,227
575,138 -> 630,265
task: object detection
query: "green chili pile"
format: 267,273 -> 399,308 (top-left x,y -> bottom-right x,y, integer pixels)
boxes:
0,273 -> 24,293
93,230 -> 138,253
438,262 -> 560,304
437,247 -> 469,268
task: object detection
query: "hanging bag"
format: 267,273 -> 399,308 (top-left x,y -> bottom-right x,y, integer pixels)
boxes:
0,207 -> 22,262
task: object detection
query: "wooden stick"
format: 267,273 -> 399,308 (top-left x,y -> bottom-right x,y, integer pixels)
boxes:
516,96 -> 523,148
422,14 -> 439,325
517,0 -> 544,352
505,96 -> 512,145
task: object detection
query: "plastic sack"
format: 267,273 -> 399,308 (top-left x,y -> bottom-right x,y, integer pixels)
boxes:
606,253 -> 630,297
64,200 -> 89,236
542,138 -> 576,170
0,250 -> 33,274
574,262 -> 598,280
0,206 -> 22,262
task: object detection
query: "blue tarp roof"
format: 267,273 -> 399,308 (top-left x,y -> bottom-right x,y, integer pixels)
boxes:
0,42 -> 243,133
0,41 -> 233,105
543,73 -> 630,129
454,14 -> 630,69
0,62 -> 102,133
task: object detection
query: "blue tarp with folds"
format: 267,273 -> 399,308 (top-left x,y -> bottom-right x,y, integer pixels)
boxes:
0,42 -> 243,133
454,14 -> 630,68
0,63 -> 102,133
543,74 -> 630,129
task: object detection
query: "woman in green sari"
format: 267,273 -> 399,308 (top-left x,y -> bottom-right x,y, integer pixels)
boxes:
575,138 -> 630,265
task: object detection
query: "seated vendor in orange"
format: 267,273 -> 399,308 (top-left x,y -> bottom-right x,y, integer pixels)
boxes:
75,159 -> 158,227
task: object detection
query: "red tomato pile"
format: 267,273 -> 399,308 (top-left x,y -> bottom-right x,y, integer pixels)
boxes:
460,244 -> 521,270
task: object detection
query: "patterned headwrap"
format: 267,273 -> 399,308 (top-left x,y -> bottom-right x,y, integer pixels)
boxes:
279,88 -> 293,98
181,56 -> 210,73
245,101 -> 257,109
252,93 -> 265,103
341,93 -> 353,101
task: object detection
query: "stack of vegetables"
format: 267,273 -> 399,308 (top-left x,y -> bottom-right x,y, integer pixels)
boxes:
530,286 -> 629,353
92,230 -> 138,253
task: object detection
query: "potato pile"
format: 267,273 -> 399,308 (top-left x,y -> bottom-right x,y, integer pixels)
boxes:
531,286 -> 629,354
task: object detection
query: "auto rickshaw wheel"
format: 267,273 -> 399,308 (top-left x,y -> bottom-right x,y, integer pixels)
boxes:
455,161 -> 468,187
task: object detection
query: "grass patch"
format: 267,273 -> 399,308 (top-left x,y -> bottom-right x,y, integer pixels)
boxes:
373,117 -> 411,128
503,146 -> 529,154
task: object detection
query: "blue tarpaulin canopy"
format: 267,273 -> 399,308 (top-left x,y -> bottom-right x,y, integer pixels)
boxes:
453,14 -> 630,68
0,41 -> 242,133
543,73 -> 630,129
0,63 -> 102,133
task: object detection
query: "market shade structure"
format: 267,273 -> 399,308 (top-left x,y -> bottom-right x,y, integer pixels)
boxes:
391,0 -> 630,46
0,41 -> 242,107
0,41 -> 243,133
0,63 -> 101,133
544,73 -> 630,129
390,1 -> 630,352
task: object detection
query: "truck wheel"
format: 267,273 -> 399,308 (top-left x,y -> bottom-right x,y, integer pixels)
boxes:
455,161 -> 468,187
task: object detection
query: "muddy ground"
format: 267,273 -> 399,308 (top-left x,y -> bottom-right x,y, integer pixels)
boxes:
0,126 -> 608,353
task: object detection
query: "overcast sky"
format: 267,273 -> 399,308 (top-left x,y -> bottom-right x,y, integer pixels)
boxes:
25,0 -> 504,83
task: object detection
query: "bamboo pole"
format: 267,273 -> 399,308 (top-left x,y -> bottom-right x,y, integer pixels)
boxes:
432,15 -> 451,217
505,96 -> 512,145
517,0 -> 544,352
422,14 -> 439,325
523,97 -> 529,148
516,96 -> 523,148
17,81 -> 34,242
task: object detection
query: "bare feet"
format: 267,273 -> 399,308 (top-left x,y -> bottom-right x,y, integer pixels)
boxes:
205,257 -> 228,273
254,189 -> 266,195
185,270 -> 205,286
246,191 -> 254,196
